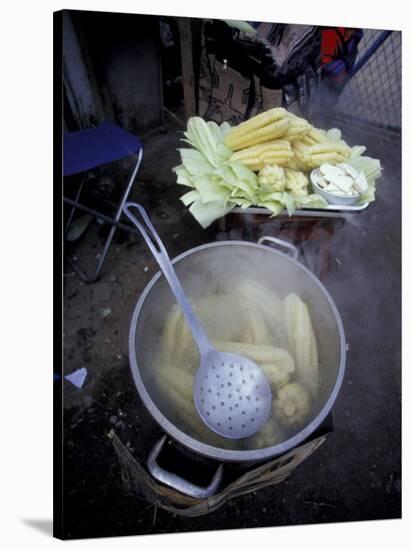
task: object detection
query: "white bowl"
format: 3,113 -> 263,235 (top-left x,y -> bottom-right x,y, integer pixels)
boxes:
310,168 -> 361,206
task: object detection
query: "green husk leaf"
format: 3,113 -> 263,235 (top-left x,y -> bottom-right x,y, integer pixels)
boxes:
257,200 -> 284,217
258,191 -> 296,216
350,145 -> 367,159
225,161 -> 259,189
173,165 -> 195,187
295,193 -> 328,209
213,165 -> 238,186
178,148 -> 213,176
192,175 -> 231,204
348,156 -> 382,183
235,198 -> 254,209
347,155 -> 382,204
180,190 -> 201,206
325,128 -> 342,141
219,121 -> 232,137
189,199 -> 236,228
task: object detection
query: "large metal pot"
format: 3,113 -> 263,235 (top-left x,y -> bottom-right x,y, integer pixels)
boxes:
128,236 -> 346,496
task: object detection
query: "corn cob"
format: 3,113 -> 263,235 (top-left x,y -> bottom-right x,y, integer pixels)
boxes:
159,304 -> 181,359
299,134 -> 318,147
235,279 -> 289,350
273,382 -> 311,428
291,140 -> 308,154
156,364 -> 240,448
284,168 -> 309,196
249,311 -> 274,347
224,111 -> 289,150
284,293 -> 319,398
284,157 -> 303,171
289,141 -> 312,171
307,127 -> 329,143
224,107 -> 287,147
230,140 -> 293,171
283,114 -> 311,140
241,158 -> 293,172
303,152 -> 348,169
305,141 -> 351,156
230,139 -> 291,160
251,416 -> 280,448
174,311 -> 197,366
292,135 -> 351,171
228,119 -> 290,151
213,341 -> 293,365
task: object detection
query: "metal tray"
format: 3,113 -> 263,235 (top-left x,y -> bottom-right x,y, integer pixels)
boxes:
231,201 -> 370,219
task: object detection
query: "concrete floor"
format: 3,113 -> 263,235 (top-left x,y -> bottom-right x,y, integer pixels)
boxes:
62,118 -> 401,539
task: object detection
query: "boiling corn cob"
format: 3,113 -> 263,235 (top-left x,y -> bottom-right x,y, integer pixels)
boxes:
213,341 -> 294,367
251,416 -> 280,448
159,304 -> 181,360
284,293 -> 319,398
273,383 -> 311,427
224,108 -> 289,150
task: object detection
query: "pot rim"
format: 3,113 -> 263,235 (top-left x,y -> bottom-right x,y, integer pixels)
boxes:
128,240 -> 346,463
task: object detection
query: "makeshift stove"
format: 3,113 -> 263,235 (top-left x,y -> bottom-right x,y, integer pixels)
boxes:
110,413 -> 332,517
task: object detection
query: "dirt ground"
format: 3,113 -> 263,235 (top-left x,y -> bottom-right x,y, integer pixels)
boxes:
61,118 -> 401,539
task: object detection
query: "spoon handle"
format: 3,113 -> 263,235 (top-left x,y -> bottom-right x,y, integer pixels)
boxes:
123,202 -> 212,356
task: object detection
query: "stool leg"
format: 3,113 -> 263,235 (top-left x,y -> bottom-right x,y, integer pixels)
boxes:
65,171 -> 89,236
93,148 -> 144,281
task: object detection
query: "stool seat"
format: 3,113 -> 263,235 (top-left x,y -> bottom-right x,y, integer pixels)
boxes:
64,121 -> 142,176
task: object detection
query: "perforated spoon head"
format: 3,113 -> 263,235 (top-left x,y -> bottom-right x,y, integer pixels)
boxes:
193,350 -> 272,439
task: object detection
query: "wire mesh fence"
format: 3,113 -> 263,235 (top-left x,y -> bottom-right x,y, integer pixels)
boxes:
334,29 -> 401,132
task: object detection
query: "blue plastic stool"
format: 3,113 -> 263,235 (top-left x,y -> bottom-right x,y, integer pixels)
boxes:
63,121 -> 143,282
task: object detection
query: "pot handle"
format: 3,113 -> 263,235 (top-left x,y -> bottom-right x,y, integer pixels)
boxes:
147,435 -> 224,499
258,236 -> 299,260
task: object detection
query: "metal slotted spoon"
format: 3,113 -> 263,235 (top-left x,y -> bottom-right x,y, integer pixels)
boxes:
123,203 -> 272,439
